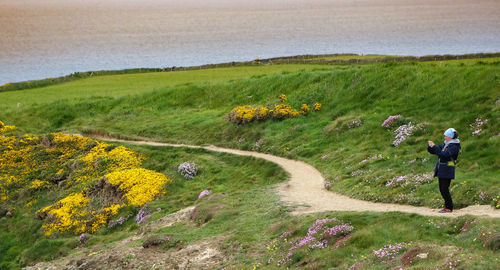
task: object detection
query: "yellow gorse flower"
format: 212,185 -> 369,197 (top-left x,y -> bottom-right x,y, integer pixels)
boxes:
0,120 -> 16,134
271,104 -> 300,119
106,168 -> 171,206
279,94 -> 287,103
313,102 -> 322,111
1,122 -> 171,235
300,104 -> 310,115
39,192 -> 90,236
30,179 -> 51,190
227,97 -> 322,125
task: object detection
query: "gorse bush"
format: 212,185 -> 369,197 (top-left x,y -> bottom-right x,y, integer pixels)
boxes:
227,105 -> 268,124
279,93 -> 287,103
270,104 -> 300,119
313,102 -> 322,111
0,120 -> 16,134
105,168 -> 169,206
0,121 -> 171,235
300,104 -> 310,115
227,94 -> 321,124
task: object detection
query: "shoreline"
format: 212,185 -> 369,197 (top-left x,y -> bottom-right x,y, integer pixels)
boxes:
2,52 -> 499,92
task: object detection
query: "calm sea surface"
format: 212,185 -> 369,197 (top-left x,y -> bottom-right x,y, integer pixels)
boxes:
1,0 -> 499,84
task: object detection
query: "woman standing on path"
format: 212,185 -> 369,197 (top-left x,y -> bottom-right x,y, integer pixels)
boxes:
427,128 -> 461,213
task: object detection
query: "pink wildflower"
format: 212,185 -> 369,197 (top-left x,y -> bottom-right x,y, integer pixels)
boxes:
393,122 -> 418,147
382,115 -> 402,128
470,118 -> 488,136
198,190 -> 211,199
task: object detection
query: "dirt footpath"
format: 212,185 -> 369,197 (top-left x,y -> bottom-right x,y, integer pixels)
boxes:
96,137 -> 500,218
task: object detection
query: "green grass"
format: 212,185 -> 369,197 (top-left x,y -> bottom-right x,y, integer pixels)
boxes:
0,143 -> 288,269
316,54 -> 395,60
2,59 -> 498,209
0,64 -> 335,109
60,145 -> 499,270
315,55 -> 500,63
1,56 -> 499,269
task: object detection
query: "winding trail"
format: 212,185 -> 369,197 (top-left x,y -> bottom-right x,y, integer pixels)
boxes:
94,136 -> 500,218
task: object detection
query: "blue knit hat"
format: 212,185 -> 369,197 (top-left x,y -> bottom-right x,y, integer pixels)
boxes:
444,128 -> 456,138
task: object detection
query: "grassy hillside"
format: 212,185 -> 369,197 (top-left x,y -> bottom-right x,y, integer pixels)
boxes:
0,131 -> 288,269
1,56 -> 499,269
2,59 -> 499,209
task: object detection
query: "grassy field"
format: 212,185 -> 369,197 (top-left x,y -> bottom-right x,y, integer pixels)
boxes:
0,64 -> 336,109
1,56 -> 499,269
315,54 -> 394,60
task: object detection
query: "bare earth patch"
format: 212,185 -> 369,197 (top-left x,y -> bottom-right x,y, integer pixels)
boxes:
24,207 -> 226,270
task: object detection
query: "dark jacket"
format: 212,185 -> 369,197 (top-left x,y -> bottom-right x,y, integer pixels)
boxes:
427,142 -> 461,179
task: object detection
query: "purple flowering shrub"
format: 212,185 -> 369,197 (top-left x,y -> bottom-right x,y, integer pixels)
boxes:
177,162 -> 198,179
266,217 -> 354,266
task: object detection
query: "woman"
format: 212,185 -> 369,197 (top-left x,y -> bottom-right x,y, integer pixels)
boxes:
427,128 -> 461,213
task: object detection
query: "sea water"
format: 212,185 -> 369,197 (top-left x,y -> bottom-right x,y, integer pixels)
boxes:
1,0 -> 499,84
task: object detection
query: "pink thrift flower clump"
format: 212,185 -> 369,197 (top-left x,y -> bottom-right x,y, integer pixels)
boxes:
347,119 -> 363,129
470,117 -> 488,136
273,217 -> 354,266
479,192 -> 489,201
351,170 -> 369,177
382,115 -> 402,128
372,242 -> 410,259
321,224 -> 355,238
136,206 -> 151,224
198,190 -> 211,199
393,122 -> 418,147
445,258 -> 461,269
79,233 -> 89,245
460,218 -> 478,233
324,181 -> 332,189
385,173 -> 433,188
359,154 -> 383,164
279,231 -> 292,240
177,162 -> 198,179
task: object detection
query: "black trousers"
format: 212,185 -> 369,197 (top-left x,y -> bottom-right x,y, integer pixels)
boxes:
438,178 -> 453,210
